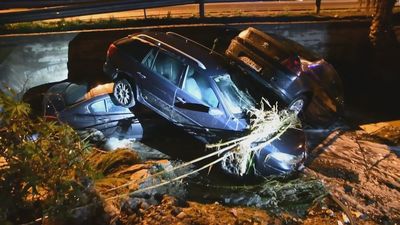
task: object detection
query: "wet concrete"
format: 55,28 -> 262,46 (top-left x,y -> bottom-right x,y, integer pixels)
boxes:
0,33 -> 76,94
0,22 -> 396,87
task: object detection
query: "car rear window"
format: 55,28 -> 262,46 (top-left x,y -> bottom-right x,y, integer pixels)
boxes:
119,39 -> 153,62
64,83 -> 87,105
238,28 -> 290,63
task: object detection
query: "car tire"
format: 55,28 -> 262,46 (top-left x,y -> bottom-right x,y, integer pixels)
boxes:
113,78 -> 135,108
288,95 -> 309,115
219,151 -> 252,178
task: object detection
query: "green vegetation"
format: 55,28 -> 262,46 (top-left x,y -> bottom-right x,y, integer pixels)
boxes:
0,89 -> 96,223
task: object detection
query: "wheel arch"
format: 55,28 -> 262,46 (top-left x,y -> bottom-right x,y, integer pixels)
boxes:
289,91 -> 313,112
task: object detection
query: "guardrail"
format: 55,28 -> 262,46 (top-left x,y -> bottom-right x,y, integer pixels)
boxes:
0,0 -> 262,9
0,0 -> 198,24
0,0 -> 372,24
0,0 -> 290,24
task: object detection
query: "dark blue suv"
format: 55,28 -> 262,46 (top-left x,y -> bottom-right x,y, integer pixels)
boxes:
103,31 -> 306,177
103,31 -> 258,141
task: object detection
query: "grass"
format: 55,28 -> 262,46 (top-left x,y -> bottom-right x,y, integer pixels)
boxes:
1,7 -> 399,35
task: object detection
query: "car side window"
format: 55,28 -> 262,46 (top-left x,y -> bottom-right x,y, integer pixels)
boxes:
141,48 -> 157,69
90,100 -> 107,113
150,50 -> 185,86
90,98 -> 131,114
105,98 -> 130,113
182,66 -> 219,108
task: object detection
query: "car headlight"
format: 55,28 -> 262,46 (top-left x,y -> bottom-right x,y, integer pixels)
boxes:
264,152 -> 304,170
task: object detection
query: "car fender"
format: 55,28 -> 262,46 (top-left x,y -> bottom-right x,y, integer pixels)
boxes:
269,71 -> 313,104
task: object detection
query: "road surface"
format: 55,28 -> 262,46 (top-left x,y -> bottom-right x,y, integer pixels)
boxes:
72,1 -> 361,21
0,0 -> 362,23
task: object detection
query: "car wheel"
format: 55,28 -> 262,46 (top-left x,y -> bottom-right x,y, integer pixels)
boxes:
220,151 -> 251,178
113,79 -> 135,108
288,95 -> 308,115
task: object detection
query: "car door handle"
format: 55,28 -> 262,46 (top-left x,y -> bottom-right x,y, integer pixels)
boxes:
175,96 -> 186,104
137,71 -> 146,79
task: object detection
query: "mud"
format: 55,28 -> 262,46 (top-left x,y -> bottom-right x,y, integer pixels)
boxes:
306,130 -> 400,223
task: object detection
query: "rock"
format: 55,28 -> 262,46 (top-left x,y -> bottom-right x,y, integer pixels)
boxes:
123,197 -> 143,211
176,212 -> 187,219
171,208 -> 181,216
127,214 -> 139,224
140,201 -> 151,210
115,164 -> 151,177
351,210 -> 363,219
230,208 -> 238,217
342,213 -> 350,224
343,184 -> 352,193
129,169 -> 150,189
325,209 -> 335,217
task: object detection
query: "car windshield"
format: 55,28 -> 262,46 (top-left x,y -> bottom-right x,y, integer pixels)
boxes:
213,72 -> 255,115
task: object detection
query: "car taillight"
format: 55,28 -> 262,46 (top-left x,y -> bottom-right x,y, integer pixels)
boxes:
282,55 -> 302,76
107,43 -> 117,57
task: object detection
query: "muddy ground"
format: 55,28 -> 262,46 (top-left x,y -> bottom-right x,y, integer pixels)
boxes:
79,121 -> 400,225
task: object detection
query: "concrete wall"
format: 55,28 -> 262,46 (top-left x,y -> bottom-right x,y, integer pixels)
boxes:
0,33 -> 76,94
0,21 -> 398,96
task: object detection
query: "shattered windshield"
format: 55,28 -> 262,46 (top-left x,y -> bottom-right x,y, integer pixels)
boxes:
213,73 -> 255,115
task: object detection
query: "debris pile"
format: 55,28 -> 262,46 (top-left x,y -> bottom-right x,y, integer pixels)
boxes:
306,130 -> 400,223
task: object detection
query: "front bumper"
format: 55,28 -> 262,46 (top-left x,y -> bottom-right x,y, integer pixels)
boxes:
253,128 -> 307,176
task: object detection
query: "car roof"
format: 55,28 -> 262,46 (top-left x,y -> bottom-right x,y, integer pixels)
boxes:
46,82 -> 113,106
127,31 -> 230,76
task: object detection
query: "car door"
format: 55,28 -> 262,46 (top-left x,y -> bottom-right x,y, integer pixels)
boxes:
139,48 -> 186,120
87,98 -> 111,131
58,101 -> 97,130
171,66 -> 228,136
88,97 -> 142,137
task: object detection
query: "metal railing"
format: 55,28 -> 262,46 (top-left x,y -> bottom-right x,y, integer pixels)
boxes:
0,0 -> 289,24
0,0 -> 374,24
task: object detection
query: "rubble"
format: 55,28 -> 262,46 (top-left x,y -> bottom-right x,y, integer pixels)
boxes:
81,121 -> 400,225
3,121 -> 399,224
306,129 -> 400,223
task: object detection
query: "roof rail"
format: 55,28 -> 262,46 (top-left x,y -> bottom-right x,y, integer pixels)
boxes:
167,32 -> 227,58
137,34 -> 207,70
166,32 -> 211,51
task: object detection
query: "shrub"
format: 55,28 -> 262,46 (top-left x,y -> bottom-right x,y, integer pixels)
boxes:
0,89 -> 94,223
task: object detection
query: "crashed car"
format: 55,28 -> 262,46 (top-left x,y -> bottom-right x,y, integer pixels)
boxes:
103,31 -> 307,177
38,82 -> 154,140
226,27 -> 344,125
